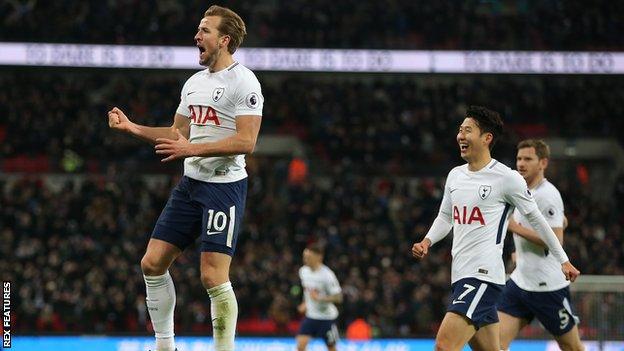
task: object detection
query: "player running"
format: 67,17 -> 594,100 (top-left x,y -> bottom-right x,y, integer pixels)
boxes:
296,243 -> 343,351
498,139 -> 584,351
411,106 -> 580,351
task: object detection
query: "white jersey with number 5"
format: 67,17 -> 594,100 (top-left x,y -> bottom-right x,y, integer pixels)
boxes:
439,159 -> 538,285
176,62 -> 264,183
510,179 -> 567,291
299,265 -> 342,320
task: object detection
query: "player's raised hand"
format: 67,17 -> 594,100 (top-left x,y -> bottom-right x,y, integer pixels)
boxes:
107,107 -> 134,132
561,261 -> 580,282
412,238 -> 431,259
155,128 -> 196,162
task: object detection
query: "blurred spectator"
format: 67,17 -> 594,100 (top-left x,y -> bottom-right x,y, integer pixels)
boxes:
2,1 -> 624,50
287,157 -> 308,186
2,71 -> 624,176
346,314 -> 372,340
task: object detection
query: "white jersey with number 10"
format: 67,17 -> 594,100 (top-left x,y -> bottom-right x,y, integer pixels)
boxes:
176,62 -> 264,183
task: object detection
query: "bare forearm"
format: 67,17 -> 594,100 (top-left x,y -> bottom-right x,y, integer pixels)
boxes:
191,134 -> 256,157
128,124 -> 178,145
509,219 -> 563,248
319,293 -> 343,304
512,225 -> 548,248
525,210 -> 569,264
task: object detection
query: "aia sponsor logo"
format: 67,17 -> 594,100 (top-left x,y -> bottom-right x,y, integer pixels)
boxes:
189,105 -> 220,125
453,205 -> 485,225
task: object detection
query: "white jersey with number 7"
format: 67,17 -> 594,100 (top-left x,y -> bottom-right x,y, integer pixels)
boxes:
438,159 -> 538,285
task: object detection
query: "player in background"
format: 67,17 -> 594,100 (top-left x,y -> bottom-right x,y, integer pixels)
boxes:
108,5 -> 263,351
498,140 -> 584,351
296,243 -> 343,351
411,106 -> 580,351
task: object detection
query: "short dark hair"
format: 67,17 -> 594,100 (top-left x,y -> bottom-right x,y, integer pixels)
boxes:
204,5 -> 247,54
465,105 -> 504,150
306,242 -> 325,256
518,139 -> 550,159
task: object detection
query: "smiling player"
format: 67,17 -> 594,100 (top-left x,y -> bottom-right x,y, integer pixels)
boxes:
411,106 -> 579,351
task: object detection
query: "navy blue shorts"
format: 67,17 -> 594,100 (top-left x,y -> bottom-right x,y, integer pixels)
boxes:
151,176 -> 247,256
298,317 -> 339,346
447,278 -> 504,329
498,279 -> 579,336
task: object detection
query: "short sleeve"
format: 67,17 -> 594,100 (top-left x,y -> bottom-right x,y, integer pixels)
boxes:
503,171 -> 539,215
540,190 -> 565,228
326,271 -> 342,295
176,78 -> 191,117
234,73 -> 263,116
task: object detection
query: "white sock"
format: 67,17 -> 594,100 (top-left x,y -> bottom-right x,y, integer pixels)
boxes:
144,271 -> 176,351
207,281 -> 238,351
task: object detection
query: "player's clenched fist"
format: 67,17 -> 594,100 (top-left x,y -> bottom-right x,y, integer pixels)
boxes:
561,261 -> 581,282
108,107 -> 133,132
412,238 -> 431,259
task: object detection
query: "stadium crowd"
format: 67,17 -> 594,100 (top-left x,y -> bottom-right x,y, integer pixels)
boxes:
3,156 -> 622,336
2,71 -> 624,175
2,0 -> 623,50
2,0 -> 624,340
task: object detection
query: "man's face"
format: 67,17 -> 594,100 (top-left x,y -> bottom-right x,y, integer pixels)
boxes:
194,16 -> 227,67
516,147 -> 547,182
457,117 -> 490,162
302,249 -> 321,267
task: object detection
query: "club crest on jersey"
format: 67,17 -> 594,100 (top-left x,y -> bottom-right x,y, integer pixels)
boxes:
478,185 -> 492,200
212,87 -> 225,102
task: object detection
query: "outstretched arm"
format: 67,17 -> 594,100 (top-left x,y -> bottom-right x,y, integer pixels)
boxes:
412,176 -> 454,259
108,107 -> 190,144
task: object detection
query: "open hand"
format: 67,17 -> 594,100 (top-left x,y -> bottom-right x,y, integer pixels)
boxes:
155,129 -> 195,162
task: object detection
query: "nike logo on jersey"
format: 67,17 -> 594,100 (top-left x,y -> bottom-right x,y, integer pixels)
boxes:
187,91 -> 197,96
206,230 -> 223,235
450,188 -> 458,193
452,300 -> 466,304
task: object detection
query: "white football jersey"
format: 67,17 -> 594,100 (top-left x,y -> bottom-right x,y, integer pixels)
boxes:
299,264 -> 342,320
439,159 -> 538,285
176,62 -> 263,183
510,179 -> 568,291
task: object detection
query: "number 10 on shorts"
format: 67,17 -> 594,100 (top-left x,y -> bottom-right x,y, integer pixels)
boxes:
206,206 -> 236,247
